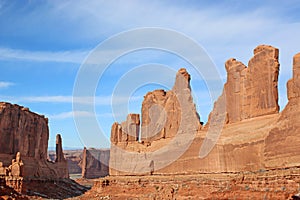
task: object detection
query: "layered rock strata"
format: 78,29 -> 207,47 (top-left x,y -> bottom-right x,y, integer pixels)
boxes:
85,167 -> 300,200
0,102 -> 68,179
207,45 -> 280,125
264,53 -> 300,168
109,45 -> 300,177
110,68 -> 201,175
81,148 -> 110,179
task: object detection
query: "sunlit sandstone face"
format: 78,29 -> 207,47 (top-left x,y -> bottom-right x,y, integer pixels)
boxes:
109,67 -> 201,175
109,45 -> 300,176
208,45 -> 280,125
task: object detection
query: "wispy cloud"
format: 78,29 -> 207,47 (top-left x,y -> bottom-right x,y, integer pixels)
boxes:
0,95 -> 142,105
0,81 -> 14,89
49,111 -> 94,119
0,47 -> 89,64
48,110 -> 124,120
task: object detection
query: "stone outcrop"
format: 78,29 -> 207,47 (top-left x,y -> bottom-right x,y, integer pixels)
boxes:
287,53 -> 300,100
111,114 -> 140,144
0,103 -> 49,161
207,45 -> 280,125
0,152 -> 24,192
84,167 -> 300,199
109,46 -> 300,178
55,134 -> 65,162
141,68 -> 201,143
110,68 -> 201,175
0,102 -> 68,179
63,150 -> 83,174
81,148 -> 110,179
264,53 -> 300,169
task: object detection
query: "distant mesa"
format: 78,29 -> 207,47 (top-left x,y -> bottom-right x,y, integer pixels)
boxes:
81,147 -> 110,179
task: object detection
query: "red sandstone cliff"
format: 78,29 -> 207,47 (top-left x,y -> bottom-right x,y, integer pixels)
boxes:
81,148 -> 110,179
0,102 -> 68,179
264,53 -> 300,169
109,45 -> 300,177
110,68 -> 202,175
207,45 -> 280,125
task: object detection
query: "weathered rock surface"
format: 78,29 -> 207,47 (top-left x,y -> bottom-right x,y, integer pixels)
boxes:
55,134 -> 65,162
141,68 -> 201,143
63,150 -> 83,174
0,102 -> 68,179
287,53 -> 300,100
110,68 -> 202,175
0,103 -> 49,161
81,148 -> 110,179
208,45 -> 280,125
264,52 -> 300,169
111,114 -> 140,144
109,46 -> 300,178
49,148 -> 110,177
83,167 -> 300,200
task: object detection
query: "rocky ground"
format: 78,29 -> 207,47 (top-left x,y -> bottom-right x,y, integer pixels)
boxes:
0,178 -> 89,200
77,167 -> 300,200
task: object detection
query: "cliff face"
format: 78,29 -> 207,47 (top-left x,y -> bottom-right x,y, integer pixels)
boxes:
110,68 -> 201,175
264,53 -> 300,168
109,45 -> 300,176
0,103 -> 68,179
81,148 -> 110,179
0,103 -> 49,161
207,45 -> 280,125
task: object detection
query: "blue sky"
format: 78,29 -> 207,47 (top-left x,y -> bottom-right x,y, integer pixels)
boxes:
0,0 -> 299,149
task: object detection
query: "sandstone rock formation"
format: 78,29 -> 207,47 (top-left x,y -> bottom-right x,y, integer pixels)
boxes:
110,68 -> 201,175
111,114 -> 140,144
85,167 -> 300,199
287,53 -> 300,100
81,148 -> 110,179
63,150 -> 83,174
141,68 -> 201,143
0,103 -> 49,162
264,52 -> 300,169
0,152 -> 24,192
0,102 -> 68,179
207,45 -> 280,125
109,45 -> 300,178
55,134 -> 65,162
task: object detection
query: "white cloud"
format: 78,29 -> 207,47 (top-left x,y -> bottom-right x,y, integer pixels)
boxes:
49,111 -> 94,119
0,47 -> 89,64
49,0 -> 279,42
0,95 -> 142,106
0,81 -> 14,89
47,111 -> 125,120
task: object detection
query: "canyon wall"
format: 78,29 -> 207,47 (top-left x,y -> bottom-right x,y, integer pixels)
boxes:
264,52 -> 300,168
109,45 -> 300,176
81,148 -> 110,179
207,45 -> 280,125
110,68 -> 201,175
0,102 -> 68,179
